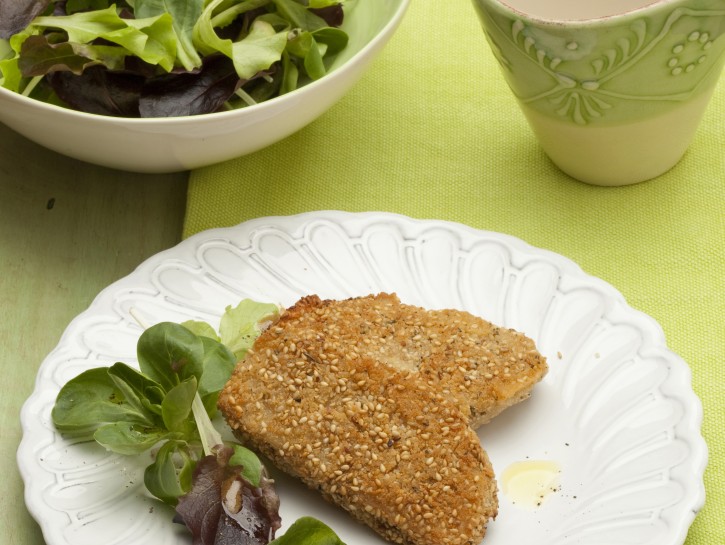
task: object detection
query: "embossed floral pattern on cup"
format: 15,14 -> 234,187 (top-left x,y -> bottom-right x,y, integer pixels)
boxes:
474,1 -> 725,125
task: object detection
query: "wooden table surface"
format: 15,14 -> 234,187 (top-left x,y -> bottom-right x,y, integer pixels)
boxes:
0,122 -> 188,544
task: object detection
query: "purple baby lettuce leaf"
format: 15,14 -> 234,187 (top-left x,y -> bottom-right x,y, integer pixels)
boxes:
175,446 -> 282,545
46,65 -> 144,117
310,5 -> 344,28
138,55 -> 240,117
0,0 -> 51,39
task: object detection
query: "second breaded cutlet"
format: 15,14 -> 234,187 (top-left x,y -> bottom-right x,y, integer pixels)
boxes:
256,293 -> 548,427
219,294 -> 548,544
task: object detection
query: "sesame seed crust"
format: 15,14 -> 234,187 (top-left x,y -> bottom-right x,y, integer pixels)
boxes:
219,293 -> 546,545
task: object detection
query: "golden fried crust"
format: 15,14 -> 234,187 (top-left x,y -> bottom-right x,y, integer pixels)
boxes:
221,360 -> 496,545
260,293 -> 548,427
219,294 -> 502,545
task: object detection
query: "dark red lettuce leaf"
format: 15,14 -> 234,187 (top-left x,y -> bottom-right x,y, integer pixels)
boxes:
0,0 -> 51,39
46,65 -> 143,117
310,4 -> 344,28
174,446 -> 282,545
138,55 -> 240,118
19,35 -> 98,76
124,56 -> 160,80
52,0 -> 66,15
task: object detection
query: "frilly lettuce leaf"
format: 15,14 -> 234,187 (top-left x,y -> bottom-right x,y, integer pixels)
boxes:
193,2 -> 288,81
183,298 -> 280,360
219,299 -> 280,359
22,6 -> 178,71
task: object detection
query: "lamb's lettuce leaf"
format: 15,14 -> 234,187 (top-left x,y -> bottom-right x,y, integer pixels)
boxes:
52,366 -> 158,431
94,421 -> 173,455
144,439 -> 196,505
270,517 -> 347,545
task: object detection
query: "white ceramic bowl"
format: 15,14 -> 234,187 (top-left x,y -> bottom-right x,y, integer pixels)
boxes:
0,0 -> 409,173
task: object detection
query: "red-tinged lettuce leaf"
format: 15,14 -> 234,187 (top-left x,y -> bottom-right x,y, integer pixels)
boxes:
124,55 -> 160,79
19,34 -> 100,76
174,446 -> 282,545
0,0 -> 51,39
310,5 -> 344,28
46,65 -> 143,117
138,55 -> 239,118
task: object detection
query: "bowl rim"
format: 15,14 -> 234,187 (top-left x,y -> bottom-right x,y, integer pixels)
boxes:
0,0 -> 411,126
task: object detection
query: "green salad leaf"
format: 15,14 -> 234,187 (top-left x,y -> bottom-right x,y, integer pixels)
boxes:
270,517 -> 347,545
136,321 -> 206,391
93,421 -> 173,455
29,7 -> 178,71
52,366 -> 158,431
107,361 -> 165,416
161,377 -> 198,432
144,439 -> 196,505
181,298 -> 281,360
197,335 -> 236,409
135,0 -> 203,70
273,0 -> 329,31
228,443 -> 265,487
51,306 -> 261,475
219,299 -> 281,358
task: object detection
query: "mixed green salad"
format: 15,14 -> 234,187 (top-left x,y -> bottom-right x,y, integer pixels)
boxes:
51,300 -> 347,545
0,0 -> 348,117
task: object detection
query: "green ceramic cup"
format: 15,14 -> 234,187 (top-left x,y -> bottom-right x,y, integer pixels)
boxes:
471,0 -> 725,185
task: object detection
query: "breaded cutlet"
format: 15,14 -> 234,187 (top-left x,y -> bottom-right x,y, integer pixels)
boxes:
252,293 -> 548,427
219,293 -> 546,544
220,337 -> 497,545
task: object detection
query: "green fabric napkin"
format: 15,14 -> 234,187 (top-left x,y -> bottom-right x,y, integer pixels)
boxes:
184,0 -> 725,542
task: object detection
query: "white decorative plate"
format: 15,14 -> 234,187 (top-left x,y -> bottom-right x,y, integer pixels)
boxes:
18,211 -> 706,545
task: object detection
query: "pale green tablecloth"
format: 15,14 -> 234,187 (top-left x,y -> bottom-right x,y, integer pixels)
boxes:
183,0 -> 725,542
